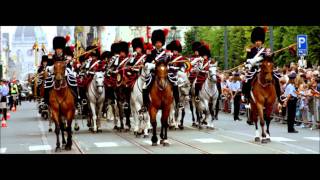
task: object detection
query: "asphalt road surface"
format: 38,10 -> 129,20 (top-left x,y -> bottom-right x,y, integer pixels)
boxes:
0,101 -> 319,154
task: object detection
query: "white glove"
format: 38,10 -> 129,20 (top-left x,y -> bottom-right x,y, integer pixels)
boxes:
145,63 -> 155,70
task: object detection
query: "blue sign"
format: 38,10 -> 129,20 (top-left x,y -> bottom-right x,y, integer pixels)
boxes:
297,35 -> 308,56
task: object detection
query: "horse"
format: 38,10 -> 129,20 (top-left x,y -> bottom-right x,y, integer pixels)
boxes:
86,71 -> 105,133
191,62 -> 219,129
130,65 -> 152,137
249,57 -> 277,143
169,70 -> 191,130
49,61 -> 75,152
104,70 -> 121,130
149,61 -> 173,146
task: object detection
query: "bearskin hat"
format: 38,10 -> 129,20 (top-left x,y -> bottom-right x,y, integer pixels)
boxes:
86,45 -> 100,58
100,51 -> 113,60
111,42 -> 120,55
192,41 -> 202,52
251,27 -> 265,44
131,37 -> 144,51
53,36 -> 66,50
41,55 -> 48,64
151,29 -> 168,46
118,41 -> 129,55
198,44 -> 211,57
64,46 -> 74,57
169,40 -> 182,53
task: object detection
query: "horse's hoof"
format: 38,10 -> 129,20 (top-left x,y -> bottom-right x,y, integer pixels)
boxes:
261,139 -> 268,144
49,128 -> 52,132
152,143 -> 157,146
143,135 -> 149,138
65,145 -> 72,151
160,139 -> 164,144
113,126 -> 119,130
74,126 -> 80,131
266,138 -> 271,142
178,125 -> 184,130
55,147 -> 61,152
192,123 -> 197,127
163,142 -> 169,146
254,137 -> 260,142
97,129 -> 102,133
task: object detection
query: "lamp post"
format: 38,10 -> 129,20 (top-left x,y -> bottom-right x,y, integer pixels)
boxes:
224,26 -> 228,70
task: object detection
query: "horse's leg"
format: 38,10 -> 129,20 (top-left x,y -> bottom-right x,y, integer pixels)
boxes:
257,105 -> 267,143
54,123 -> 61,152
117,100 -> 124,130
150,106 -> 158,146
190,99 -> 196,125
65,120 -> 73,151
60,119 -> 67,148
97,100 -> 104,133
90,102 -> 97,133
179,108 -> 185,130
265,106 -> 273,142
251,105 -> 260,142
52,112 -> 61,152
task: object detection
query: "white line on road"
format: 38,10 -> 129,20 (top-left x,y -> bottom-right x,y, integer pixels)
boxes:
304,137 -> 320,141
0,148 -> 7,153
217,128 -> 318,154
185,125 -> 289,154
94,142 -> 119,147
37,111 -> 52,154
29,145 -> 52,151
270,137 -> 296,142
193,138 -> 223,143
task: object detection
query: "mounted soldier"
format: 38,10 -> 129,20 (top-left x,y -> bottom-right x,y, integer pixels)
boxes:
140,29 -> 171,112
44,36 -> 79,107
242,27 -> 282,125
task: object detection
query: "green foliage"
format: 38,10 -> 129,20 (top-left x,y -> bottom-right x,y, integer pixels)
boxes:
183,26 -> 320,69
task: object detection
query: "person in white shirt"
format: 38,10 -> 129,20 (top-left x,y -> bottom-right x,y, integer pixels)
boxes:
229,72 -> 242,121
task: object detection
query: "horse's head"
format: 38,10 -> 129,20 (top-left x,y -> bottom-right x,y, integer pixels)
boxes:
53,61 -> 66,83
208,62 -> 218,82
155,62 -> 168,79
260,57 -> 274,84
94,71 -> 105,94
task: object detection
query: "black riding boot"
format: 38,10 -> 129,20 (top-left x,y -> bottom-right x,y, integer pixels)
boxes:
273,75 -> 282,104
173,85 -> 182,109
140,88 -> 150,113
195,84 -> 201,102
71,86 -> 80,108
44,88 -> 50,106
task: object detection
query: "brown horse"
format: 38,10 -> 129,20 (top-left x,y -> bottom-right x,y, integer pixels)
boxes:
49,61 -> 75,152
250,57 -> 277,143
149,61 -> 173,146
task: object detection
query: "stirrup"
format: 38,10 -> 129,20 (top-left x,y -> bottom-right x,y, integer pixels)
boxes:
139,106 -> 147,113
81,99 -> 87,105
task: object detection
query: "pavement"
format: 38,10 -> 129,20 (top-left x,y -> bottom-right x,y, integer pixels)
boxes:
0,101 -> 319,154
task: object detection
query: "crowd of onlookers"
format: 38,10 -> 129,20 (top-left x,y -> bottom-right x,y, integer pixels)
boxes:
218,62 -> 320,130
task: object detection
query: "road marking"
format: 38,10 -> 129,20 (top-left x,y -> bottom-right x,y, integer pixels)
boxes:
270,137 -> 296,142
216,128 -> 318,154
37,110 -> 51,154
304,137 -> 320,141
94,142 -> 119,148
29,145 -> 52,151
0,148 -> 7,153
193,138 -> 223,143
143,140 -> 159,145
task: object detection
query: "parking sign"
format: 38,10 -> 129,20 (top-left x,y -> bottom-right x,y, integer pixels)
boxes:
297,35 -> 308,56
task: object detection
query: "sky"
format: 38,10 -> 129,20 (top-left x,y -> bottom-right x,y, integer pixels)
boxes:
1,26 -> 57,50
